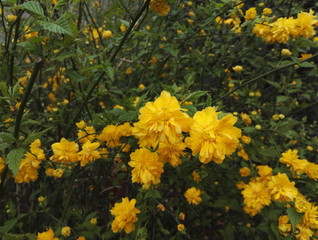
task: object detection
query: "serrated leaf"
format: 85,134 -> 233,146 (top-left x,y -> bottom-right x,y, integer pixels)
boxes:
53,0 -> 68,9
16,1 -> 45,17
23,128 -> 52,146
0,143 -> 10,151
265,80 -> 281,89
7,148 -> 25,176
298,61 -> 315,68
38,14 -> 73,36
0,218 -> 18,233
287,207 -> 304,231
0,132 -> 16,145
117,111 -> 138,122
106,65 -> 115,82
183,91 -> 207,102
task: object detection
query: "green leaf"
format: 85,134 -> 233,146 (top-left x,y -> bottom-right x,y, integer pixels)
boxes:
54,0 -> 68,9
117,111 -> 138,122
0,82 -> 8,97
183,91 -> 207,102
7,148 -> 25,176
136,226 -> 148,240
286,207 -> 304,231
105,65 -> 115,82
38,14 -> 73,36
67,70 -> 85,83
0,132 -> 16,145
23,128 -> 52,146
0,143 -> 10,151
16,1 -> 45,17
0,218 -> 18,233
298,61 -> 315,68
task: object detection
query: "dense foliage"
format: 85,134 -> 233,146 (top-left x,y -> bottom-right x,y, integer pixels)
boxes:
1,0 -> 318,239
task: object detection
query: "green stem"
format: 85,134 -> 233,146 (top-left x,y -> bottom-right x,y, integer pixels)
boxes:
13,59 -> 43,140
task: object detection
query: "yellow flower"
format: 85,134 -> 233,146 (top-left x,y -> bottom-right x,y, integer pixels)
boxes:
61,226 -> 71,237
177,224 -> 185,231
232,65 -> 243,72
52,168 -> 64,178
120,24 -> 127,32
0,157 -> 6,175
278,215 -> 291,234
77,237 -> 86,240
37,228 -> 58,240
241,181 -> 271,214
271,17 -> 295,43
302,203 -> 318,229
237,149 -> 249,161
179,212 -> 185,220
185,107 -> 241,164
7,14 -> 17,23
295,193 -> 311,213
15,140 -> 45,183
102,30 -> 112,39
50,138 -> 79,165
149,0 -> 171,16
125,68 -> 132,75
98,122 -> 131,148
192,170 -> 201,182
128,148 -> 164,189
240,113 -> 252,125
292,10 -> 317,39
256,165 -> 272,183
132,91 -> 192,148
299,53 -> 313,61
267,173 -> 298,202
38,196 -> 45,203
90,218 -> 97,225
241,135 -> 251,144
295,224 -> 313,240
262,8 -> 272,16
281,49 -> 292,56
240,167 -> 251,177
139,84 -> 145,90
279,149 -> 299,167
78,141 -> 101,167
253,21 -> 274,43
110,197 -> 140,234
184,187 -> 203,205
245,7 -> 257,20
157,203 -> 166,212
77,125 -> 96,144
157,137 -> 186,167
304,162 -> 318,180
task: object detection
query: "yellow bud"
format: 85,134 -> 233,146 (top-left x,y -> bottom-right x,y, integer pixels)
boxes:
281,49 -> 292,56
38,196 -> 45,203
61,226 -> 71,237
90,218 -> 97,225
255,125 -> 262,130
232,65 -> 243,73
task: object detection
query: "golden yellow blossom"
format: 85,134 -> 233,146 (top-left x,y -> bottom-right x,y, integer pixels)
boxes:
110,197 -> 140,234
184,187 -> 203,205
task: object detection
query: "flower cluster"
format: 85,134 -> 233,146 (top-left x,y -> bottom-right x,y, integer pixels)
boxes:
15,139 -> 46,183
253,10 -> 318,44
280,149 -> 318,180
241,165 -> 298,216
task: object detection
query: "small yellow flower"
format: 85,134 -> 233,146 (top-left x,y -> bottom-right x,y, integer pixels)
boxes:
262,8 -> 272,16
125,68 -> 132,75
157,203 -> 166,212
7,14 -> 17,23
255,125 -> 262,130
120,24 -> 127,32
61,226 -> 71,237
184,187 -> 203,205
281,49 -> 292,56
90,218 -> 97,225
244,7 -> 257,20
177,224 -> 185,231
240,167 -> 251,177
38,196 -> 45,203
187,1 -> 193,6
232,65 -> 243,72
179,212 -> 185,220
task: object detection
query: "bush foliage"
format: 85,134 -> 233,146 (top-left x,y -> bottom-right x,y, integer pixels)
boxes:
1,0 -> 318,239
